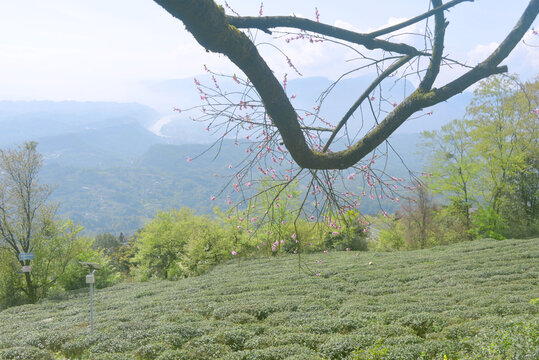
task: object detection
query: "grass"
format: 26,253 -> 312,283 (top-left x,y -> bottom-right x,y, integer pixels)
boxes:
0,238 -> 538,359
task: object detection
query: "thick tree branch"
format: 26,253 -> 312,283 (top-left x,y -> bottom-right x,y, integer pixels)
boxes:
227,16 -> 423,56
419,0 -> 446,92
154,0 -> 317,167
153,0 -> 538,170
434,0 -> 538,100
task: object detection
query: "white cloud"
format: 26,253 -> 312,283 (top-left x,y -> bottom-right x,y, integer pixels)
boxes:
0,0 -> 536,109
467,42 -> 499,65
334,20 -> 360,33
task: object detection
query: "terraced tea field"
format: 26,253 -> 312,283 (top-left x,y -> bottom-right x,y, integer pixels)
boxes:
0,238 -> 537,359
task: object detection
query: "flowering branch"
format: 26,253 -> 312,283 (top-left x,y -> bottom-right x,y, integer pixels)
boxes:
153,0 -> 538,171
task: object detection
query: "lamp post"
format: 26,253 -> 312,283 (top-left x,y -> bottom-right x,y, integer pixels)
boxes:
79,262 -> 102,336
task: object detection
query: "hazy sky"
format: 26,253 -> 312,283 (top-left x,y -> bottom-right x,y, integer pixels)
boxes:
0,0 -> 537,110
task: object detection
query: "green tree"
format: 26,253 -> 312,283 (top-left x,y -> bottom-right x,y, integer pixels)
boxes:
466,75 -> 538,237
499,78 -> 539,235
251,179 -> 302,253
93,232 -> 123,255
133,209 -> 190,280
133,207 -> 233,279
0,142 -> 102,304
0,142 -> 55,302
421,75 -> 539,239
422,119 -> 478,236
324,209 -> 368,251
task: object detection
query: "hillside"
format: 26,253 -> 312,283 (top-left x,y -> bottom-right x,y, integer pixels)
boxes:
0,88 -> 464,235
40,142 -> 241,234
1,238 -> 537,359
39,134 -> 425,235
0,101 -> 160,147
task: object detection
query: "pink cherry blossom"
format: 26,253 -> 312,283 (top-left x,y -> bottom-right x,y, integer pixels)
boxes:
231,251 -> 237,255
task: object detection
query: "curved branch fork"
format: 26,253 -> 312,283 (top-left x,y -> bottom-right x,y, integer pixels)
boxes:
154,0 -> 539,170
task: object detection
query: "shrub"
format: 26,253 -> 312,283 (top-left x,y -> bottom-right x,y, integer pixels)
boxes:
398,313 -> 446,338
320,334 -> 375,359
0,346 -> 54,360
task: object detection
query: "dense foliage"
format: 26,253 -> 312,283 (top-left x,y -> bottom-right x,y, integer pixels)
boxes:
0,238 -> 537,359
0,143 -> 119,309
375,76 -> 539,250
127,195 -> 368,281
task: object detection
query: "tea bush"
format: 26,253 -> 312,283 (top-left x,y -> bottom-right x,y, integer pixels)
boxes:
0,238 -> 537,359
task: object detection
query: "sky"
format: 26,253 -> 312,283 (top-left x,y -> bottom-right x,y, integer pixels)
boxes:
0,0 -> 537,112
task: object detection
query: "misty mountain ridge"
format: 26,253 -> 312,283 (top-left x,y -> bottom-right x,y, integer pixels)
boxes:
148,74 -> 472,143
0,75 -> 473,233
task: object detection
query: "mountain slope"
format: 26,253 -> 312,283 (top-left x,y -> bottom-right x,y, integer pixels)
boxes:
0,238 -> 537,359
40,134 -> 426,235
0,100 -> 160,147
38,122 -> 165,167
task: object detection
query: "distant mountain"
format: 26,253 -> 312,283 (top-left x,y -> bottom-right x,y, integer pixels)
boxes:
41,141 -> 241,234
37,122 -> 165,167
37,134 -> 425,235
0,100 -> 160,147
0,80 -> 472,235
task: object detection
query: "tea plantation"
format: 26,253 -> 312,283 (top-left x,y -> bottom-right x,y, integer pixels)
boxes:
0,238 -> 537,359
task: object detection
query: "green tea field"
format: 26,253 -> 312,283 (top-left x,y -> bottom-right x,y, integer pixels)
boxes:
0,238 -> 538,360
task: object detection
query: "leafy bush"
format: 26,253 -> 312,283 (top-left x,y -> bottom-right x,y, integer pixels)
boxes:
0,249 -> 26,309
0,346 -> 54,360
324,210 -> 368,251
133,208 -> 236,279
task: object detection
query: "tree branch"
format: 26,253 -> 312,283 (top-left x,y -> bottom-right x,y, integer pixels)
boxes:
434,0 -> 538,100
418,0 -> 447,92
323,55 -> 413,152
153,0 -> 538,170
227,16 -> 423,56
367,0 -> 473,38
